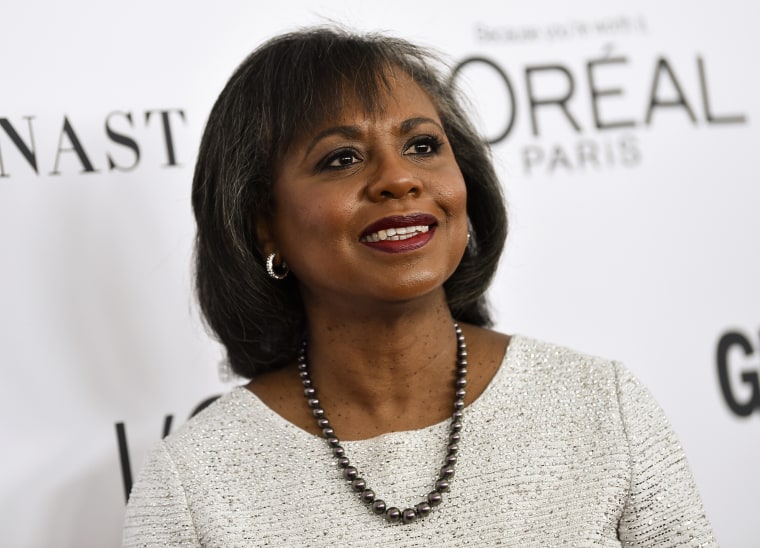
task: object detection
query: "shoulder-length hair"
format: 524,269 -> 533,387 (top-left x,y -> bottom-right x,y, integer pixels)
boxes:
192,27 -> 507,378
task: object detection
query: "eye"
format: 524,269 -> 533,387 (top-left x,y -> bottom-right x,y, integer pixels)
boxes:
320,148 -> 362,170
403,135 -> 444,156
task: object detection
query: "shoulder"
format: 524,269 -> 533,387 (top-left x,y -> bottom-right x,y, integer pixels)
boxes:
160,387 -> 263,460
131,386 -> 308,502
500,335 -> 677,447
502,334 -> 625,388
463,326 -> 620,378
460,327 -> 630,406
488,335 -> 636,425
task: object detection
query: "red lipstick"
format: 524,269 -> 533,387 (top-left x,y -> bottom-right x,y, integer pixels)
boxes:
359,213 -> 437,253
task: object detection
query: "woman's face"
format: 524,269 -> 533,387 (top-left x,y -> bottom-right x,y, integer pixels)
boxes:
263,71 -> 468,313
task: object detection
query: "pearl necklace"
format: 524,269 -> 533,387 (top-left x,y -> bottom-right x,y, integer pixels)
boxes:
297,322 -> 467,524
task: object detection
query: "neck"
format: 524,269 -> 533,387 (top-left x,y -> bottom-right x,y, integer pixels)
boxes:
301,291 -> 461,437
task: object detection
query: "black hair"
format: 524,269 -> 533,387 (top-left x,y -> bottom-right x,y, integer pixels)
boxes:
191,26 -> 507,378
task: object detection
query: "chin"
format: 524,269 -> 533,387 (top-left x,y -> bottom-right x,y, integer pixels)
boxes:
374,275 -> 449,305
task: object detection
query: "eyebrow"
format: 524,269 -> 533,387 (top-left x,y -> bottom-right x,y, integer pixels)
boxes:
304,117 -> 445,158
304,126 -> 363,158
400,117 -> 444,135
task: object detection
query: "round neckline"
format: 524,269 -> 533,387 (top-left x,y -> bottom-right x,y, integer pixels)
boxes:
233,334 -> 520,445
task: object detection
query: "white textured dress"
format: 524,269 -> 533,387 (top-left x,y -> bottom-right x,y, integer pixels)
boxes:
123,336 -> 717,547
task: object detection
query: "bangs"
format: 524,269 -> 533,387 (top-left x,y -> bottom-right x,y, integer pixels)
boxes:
257,29 -> 440,156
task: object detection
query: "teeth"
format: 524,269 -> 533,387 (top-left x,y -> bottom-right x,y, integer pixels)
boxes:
361,225 -> 430,243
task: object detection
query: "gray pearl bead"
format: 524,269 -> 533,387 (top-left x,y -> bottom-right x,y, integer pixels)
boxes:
427,491 -> 443,506
440,465 -> 455,479
385,507 -> 401,523
343,466 -> 358,480
372,500 -> 387,514
415,502 -> 432,517
351,478 -> 366,492
361,489 -> 375,503
333,446 -> 345,458
402,508 -> 417,524
304,387 -> 316,398
337,457 -> 350,468
435,479 -> 450,493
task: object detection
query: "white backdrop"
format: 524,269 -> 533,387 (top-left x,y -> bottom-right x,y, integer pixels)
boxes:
1,2 -> 757,547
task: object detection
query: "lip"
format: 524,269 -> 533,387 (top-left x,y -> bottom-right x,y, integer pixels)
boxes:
359,213 -> 438,253
361,213 -> 438,237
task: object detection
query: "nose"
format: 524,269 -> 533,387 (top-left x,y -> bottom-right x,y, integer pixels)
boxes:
366,152 -> 421,201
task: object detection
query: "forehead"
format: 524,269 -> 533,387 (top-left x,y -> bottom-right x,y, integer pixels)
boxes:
292,72 -> 442,144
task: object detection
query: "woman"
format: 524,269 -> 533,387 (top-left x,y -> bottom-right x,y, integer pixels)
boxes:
124,27 -> 716,546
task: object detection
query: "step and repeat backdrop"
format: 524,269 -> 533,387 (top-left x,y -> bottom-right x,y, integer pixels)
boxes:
1,1 -> 757,546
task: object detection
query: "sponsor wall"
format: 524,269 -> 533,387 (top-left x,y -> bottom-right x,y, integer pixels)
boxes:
1,1 -> 757,546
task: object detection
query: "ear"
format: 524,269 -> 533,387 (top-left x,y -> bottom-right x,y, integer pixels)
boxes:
255,216 -> 276,257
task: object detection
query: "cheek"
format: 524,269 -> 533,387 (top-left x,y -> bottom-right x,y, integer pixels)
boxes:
273,188 -> 358,257
437,168 -> 468,220
443,171 -> 470,261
